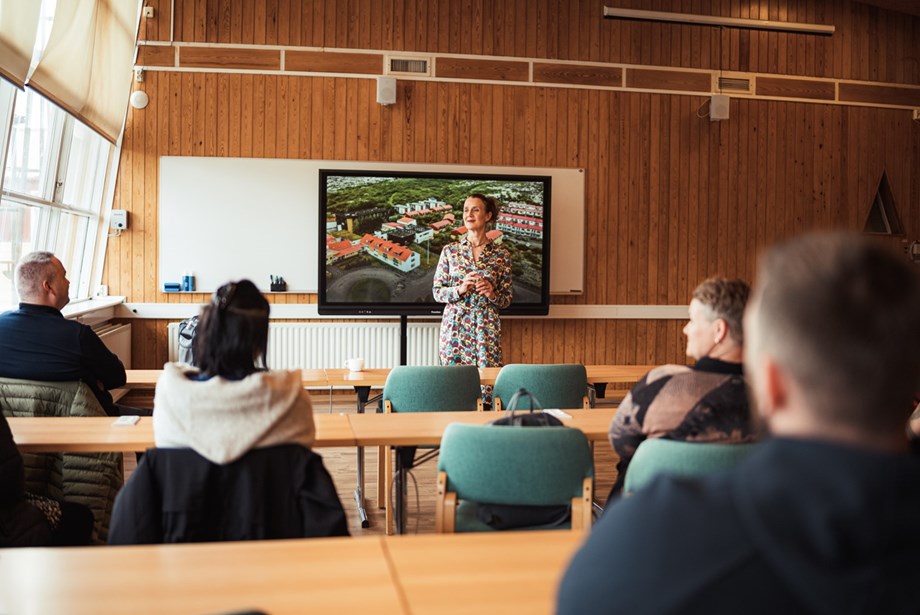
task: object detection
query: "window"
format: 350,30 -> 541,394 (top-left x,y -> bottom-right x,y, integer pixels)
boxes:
0,80 -> 112,309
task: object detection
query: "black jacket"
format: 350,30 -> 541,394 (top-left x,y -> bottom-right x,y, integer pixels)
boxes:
0,413 -> 51,547
0,304 -> 126,416
558,438 -> 920,615
108,445 -> 349,544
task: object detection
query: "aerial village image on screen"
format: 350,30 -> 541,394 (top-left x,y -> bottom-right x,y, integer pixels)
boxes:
323,175 -> 546,306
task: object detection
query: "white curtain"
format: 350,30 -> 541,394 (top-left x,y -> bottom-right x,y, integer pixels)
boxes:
27,0 -> 140,142
0,1 -> 42,87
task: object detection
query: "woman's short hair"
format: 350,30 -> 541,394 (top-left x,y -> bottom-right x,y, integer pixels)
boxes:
468,193 -> 501,228
195,279 -> 270,379
692,277 -> 751,345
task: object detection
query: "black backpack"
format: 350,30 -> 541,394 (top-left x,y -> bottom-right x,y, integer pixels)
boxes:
177,316 -> 199,366
478,388 -> 570,529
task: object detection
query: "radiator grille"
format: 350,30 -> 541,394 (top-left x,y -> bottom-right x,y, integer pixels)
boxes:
167,322 -> 440,369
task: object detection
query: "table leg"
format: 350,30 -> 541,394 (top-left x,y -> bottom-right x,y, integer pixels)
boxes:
352,385 -> 377,529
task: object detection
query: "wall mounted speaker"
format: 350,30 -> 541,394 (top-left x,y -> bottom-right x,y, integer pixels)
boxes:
377,76 -> 397,106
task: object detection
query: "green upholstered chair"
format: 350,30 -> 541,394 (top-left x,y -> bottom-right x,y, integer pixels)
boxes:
435,423 -> 594,533
380,365 -> 483,534
623,439 -> 759,496
492,364 -> 591,411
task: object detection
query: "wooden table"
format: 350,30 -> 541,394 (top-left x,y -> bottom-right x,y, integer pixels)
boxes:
123,368 -> 331,389
347,407 -> 616,447
385,531 -> 584,615
0,536 -> 405,615
350,408 -> 616,534
123,365 -> 653,391
8,413 -> 357,453
0,531 -> 583,615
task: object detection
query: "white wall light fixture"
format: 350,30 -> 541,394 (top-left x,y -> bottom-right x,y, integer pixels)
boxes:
130,90 -> 149,109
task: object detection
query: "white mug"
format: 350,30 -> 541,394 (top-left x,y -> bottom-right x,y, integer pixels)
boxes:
344,357 -> 365,372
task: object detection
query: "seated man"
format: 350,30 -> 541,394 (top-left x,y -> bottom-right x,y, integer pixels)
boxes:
0,252 -> 126,416
608,277 -> 756,498
557,233 -> 920,614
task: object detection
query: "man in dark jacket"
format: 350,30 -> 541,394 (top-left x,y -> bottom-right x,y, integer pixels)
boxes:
557,233 -> 920,614
0,252 -> 126,416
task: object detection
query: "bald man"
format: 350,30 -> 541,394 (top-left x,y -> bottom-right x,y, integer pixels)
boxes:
0,252 -> 125,415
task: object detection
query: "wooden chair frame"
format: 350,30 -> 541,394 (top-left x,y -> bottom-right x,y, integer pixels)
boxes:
435,472 -> 592,533
381,398 -> 483,535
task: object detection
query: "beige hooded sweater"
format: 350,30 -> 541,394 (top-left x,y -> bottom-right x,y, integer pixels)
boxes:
152,363 -> 315,464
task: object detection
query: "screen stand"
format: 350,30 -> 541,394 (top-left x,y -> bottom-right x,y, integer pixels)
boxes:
399,314 -> 408,366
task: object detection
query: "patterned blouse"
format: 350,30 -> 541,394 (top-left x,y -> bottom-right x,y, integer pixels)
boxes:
433,237 -> 512,368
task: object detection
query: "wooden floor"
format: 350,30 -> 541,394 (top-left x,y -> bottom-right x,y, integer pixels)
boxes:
122,391 -> 621,536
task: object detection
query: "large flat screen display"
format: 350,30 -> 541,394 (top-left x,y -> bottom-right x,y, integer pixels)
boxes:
318,169 -> 551,316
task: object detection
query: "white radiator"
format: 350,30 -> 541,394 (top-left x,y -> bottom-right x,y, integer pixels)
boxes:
167,322 -> 440,369
96,323 -> 132,369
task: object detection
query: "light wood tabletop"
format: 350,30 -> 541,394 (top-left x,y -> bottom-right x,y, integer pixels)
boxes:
0,531 -> 585,614
0,536 -> 405,615
123,368 -> 331,389
383,530 -> 584,615
123,365 -> 653,391
9,413 -> 357,452
347,407 -> 617,447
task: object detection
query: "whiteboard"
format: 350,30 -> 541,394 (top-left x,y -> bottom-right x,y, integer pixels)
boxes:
159,158 -> 585,294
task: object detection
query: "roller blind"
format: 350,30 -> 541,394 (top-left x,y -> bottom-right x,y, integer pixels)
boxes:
27,0 -> 139,143
0,1 -> 42,87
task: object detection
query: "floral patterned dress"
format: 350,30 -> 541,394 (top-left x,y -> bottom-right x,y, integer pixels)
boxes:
433,237 -> 513,373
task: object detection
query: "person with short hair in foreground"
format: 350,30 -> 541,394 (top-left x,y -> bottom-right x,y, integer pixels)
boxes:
557,233 -> 920,614
608,277 -> 756,498
109,280 -> 348,544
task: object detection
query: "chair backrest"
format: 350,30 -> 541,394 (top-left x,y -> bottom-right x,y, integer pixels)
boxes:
493,364 -> 589,410
437,423 -> 593,506
623,439 -> 758,495
382,365 -> 482,413
109,444 -> 349,544
0,377 -> 123,544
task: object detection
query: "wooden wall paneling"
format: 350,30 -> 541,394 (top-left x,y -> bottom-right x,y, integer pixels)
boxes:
584,89 -> 599,305
228,74 -> 242,157
640,94 -> 667,306
355,78 -> 369,160
252,1 -> 266,46
458,82 -> 472,163
131,87 -> 145,314
423,80 -> 436,162
263,76 -> 277,158
333,0 -> 349,49
177,73 -> 192,156
252,75 -> 265,158
332,78 -> 347,160
277,75 -> 290,159
663,94 -> 678,305
144,74 -> 159,306
615,93 -> 629,305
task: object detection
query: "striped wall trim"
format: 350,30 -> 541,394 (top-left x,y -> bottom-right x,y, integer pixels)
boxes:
117,303 -> 690,321
134,43 -> 920,112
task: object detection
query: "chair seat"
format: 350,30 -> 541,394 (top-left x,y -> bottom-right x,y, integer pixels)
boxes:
454,500 -> 572,533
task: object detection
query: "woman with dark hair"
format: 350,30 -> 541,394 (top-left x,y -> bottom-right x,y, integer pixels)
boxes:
109,280 -> 347,543
433,194 -> 513,404
152,279 -> 316,459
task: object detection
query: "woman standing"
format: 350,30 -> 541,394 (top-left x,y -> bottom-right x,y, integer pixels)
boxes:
433,194 -> 512,402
